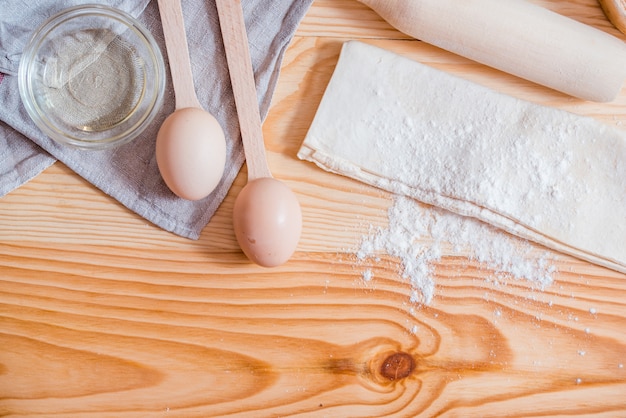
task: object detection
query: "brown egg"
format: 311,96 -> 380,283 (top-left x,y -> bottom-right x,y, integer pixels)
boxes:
156,107 -> 226,200
232,177 -> 302,267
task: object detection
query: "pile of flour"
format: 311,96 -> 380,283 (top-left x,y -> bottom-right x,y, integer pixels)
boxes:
356,195 -> 557,304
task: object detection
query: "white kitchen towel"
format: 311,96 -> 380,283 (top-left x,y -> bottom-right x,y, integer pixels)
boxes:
299,41 -> 626,274
0,0 -> 313,239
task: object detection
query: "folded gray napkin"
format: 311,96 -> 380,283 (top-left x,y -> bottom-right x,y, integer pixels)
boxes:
0,0 -> 313,238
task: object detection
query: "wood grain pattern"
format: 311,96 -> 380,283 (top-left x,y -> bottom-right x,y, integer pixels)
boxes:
216,0 -> 272,180
2,0 -> 626,416
599,0 -> 626,34
157,0 -> 202,109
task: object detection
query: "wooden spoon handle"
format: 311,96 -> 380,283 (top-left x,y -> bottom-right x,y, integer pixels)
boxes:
358,0 -> 626,102
216,0 -> 272,180
157,0 -> 201,109
599,0 -> 626,34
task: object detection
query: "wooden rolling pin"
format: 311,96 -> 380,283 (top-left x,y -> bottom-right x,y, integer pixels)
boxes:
358,0 -> 626,102
599,0 -> 626,35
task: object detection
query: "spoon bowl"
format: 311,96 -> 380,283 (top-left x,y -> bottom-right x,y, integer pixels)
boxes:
156,107 -> 226,201
156,0 -> 226,200
216,0 -> 302,267
233,178 -> 302,267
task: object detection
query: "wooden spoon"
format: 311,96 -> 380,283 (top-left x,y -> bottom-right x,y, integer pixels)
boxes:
216,0 -> 302,267
155,0 -> 226,201
599,0 -> 626,34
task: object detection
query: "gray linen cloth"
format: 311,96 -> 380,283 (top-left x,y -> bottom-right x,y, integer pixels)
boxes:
0,0 -> 313,238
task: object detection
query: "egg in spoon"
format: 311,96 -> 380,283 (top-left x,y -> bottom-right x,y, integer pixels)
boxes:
216,0 -> 302,267
156,0 -> 226,201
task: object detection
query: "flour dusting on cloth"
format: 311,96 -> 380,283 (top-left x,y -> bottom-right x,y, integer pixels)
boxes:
299,41 -> 626,278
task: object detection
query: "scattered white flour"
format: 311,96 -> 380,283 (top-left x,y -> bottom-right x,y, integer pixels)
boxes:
356,195 -> 556,304
300,42 -> 626,280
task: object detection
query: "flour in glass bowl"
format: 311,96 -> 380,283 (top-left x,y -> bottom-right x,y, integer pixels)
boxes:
356,195 -> 557,305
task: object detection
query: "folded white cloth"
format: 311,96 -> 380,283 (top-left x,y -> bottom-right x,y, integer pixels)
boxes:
299,41 -> 626,274
0,0 -> 313,238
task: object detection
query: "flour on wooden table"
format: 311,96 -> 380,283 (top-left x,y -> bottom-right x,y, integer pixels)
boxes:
299,41 -> 626,276
356,195 -> 556,304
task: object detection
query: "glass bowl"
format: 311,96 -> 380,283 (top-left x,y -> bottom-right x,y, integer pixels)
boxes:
18,4 -> 165,149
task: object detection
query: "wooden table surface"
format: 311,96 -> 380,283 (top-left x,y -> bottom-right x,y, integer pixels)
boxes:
2,1 -> 626,416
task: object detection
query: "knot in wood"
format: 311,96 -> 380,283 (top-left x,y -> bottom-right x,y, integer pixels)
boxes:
380,352 -> 415,381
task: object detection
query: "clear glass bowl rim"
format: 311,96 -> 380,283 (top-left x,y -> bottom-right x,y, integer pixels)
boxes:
18,3 -> 166,150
